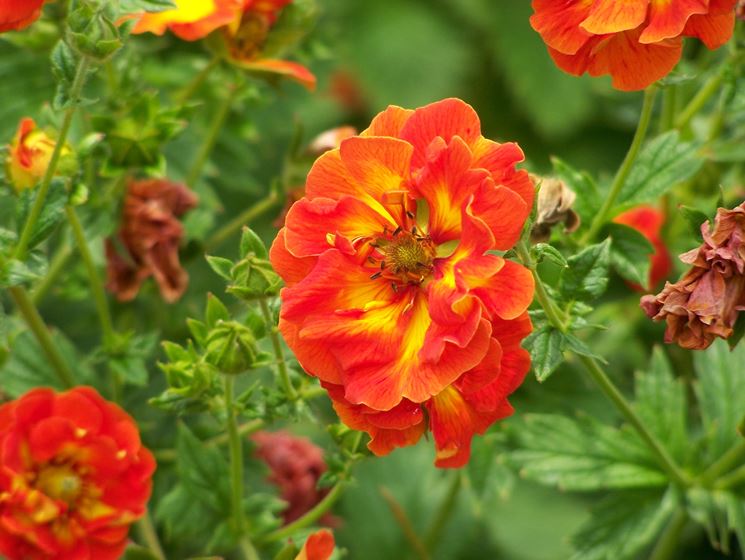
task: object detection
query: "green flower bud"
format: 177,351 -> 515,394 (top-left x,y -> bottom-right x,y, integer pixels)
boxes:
227,257 -> 282,301
204,321 -> 258,375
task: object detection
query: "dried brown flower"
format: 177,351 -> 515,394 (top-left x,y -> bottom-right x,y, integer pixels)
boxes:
641,202 -> 745,350
530,175 -> 580,243
106,178 -> 197,303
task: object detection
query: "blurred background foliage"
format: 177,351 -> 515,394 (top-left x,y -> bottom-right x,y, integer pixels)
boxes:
1,0 -> 743,559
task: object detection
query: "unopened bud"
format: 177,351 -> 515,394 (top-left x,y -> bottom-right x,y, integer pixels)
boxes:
204,321 -> 258,375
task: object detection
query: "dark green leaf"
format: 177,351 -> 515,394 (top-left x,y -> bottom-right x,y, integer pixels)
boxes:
608,222 -> 654,288
123,546 -> 161,560
551,157 -> 601,226
531,243 -> 567,268
523,326 -> 565,382
239,227 -> 268,259
175,424 -> 231,512
560,240 -> 611,302
679,205 -> 710,239
618,131 -> 703,208
15,179 -> 68,251
205,293 -> 230,329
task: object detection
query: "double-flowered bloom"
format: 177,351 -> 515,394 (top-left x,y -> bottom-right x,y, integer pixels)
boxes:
0,0 -> 46,33
0,387 -> 155,560
271,98 -> 535,467
531,0 -> 737,90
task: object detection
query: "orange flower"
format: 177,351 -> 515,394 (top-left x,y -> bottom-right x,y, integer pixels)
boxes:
530,0 -> 737,91
613,205 -> 672,291
641,202 -> 745,349
5,118 -> 71,193
132,0 -> 241,41
295,529 -> 334,560
221,0 -> 316,90
106,178 -> 198,303
0,0 -> 45,33
0,387 -> 155,560
271,98 -> 535,467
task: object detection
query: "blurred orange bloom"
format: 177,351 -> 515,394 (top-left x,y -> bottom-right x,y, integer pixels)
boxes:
531,0 -> 737,90
0,0 -> 45,33
106,178 -> 197,303
642,202 -> 745,349
295,529 -> 334,560
222,0 -> 316,89
613,205 -> 672,291
132,0 -> 241,41
5,118 -> 69,193
0,387 -> 155,560
271,98 -> 534,467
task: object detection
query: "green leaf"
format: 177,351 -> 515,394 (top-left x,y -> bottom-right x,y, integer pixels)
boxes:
607,222 -> 654,288
523,326 -> 565,382
123,546 -> 162,560
205,293 -> 230,329
563,332 -> 607,363
679,205 -> 709,239
694,340 -> 745,459
15,179 -> 69,251
570,490 -> 677,560
618,131 -> 703,208
728,314 -> 745,351
560,239 -> 611,302
551,157 -> 601,227
175,424 -> 231,512
239,227 -> 268,259
205,255 -> 233,281
0,330 -> 93,397
634,348 -> 688,464
119,0 -> 177,15
531,243 -> 567,268
508,414 -> 668,492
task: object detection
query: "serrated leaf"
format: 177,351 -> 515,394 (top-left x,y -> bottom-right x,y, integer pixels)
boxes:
607,222 -> 654,288
693,340 -> 745,460
561,240 -> 611,302
679,205 -> 709,239
618,131 -> 703,208
523,326 -> 565,382
563,332 -> 607,363
239,227 -> 268,259
206,255 -> 233,281
508,414 -> 667,492
571,490 -> 677,560
634,347 -> 688,464
175,424 -> 231,512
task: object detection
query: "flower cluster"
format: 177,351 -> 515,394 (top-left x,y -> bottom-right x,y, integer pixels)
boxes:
0,0 -> 46,33
531,0 -> 737,90
252,431 -> 332,524
642,202 -> 745,349
271,98 -> 534,467
133,0 -> 315,89
106,178 -> 198,303
0,387 -> 155,560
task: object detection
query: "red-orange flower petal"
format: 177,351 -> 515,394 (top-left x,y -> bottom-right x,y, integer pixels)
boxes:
132,0 -> 240,40
613,205 -> 672,291
0,0 -> 45,33
0,387 -> 154,560
296,529 -> 335,560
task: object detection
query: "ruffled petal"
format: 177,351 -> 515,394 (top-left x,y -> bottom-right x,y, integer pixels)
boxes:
640,0 -> 708,43
362,105 -> 415,137
269,229 -> 318,287
683,8 -> 736,49
580,0 -> 649,34
530,0 -> 594,55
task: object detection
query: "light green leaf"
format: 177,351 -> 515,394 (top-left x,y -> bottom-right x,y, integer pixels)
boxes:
618,131 -> 703,208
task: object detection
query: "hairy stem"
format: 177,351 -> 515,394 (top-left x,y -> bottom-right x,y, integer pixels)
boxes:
516,241 -> 690,488
8,286 -> 76,388
30,242 -> 73,304
261,483 -> 345,543
647,508 -> 688,560
675,69 -> 726,130
14,56 -> 90,259
259,298 -> 297,400
582,87 -> 657,244
700,440 -> 745,487
380,486 -> 430,560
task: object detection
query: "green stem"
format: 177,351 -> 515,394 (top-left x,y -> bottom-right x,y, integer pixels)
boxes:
261,483 -> 345,543
14,56 -> 90,260
153,419 -> 265,463
700,440 -> 745,487
380,486 -> 430,560
659,85 -> 677,133
516,241 -> 690,488
185,83 -> 240,187
175,56 -> 221,106
647,508 -> 688,560
424,472 -> 462,552
259,298 -> 297,400
675,70 -> 726,130
65,206 -> 115,346
30,242 -> 73,304
8,286 -> 76,388
224,376 -> 260,560
715,464 -> 745,490
204,192 -> 279,252
136,510 -> 165,560
582,87 -> 658,244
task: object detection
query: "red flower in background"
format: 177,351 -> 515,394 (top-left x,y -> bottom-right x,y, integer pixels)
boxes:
642,202 -> 745,350
271,98 -> 534,467
0,387 -> 155,560
0,0 -> 46,33
295,529 -> 335,560
252,431 -> 333,524
106,178 -> 197,303
613,205 -> 672,291
531,0 -> 737,90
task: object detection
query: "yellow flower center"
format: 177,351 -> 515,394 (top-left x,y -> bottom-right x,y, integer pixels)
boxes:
36,465 -> 83,505
368,227 -> 436,288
